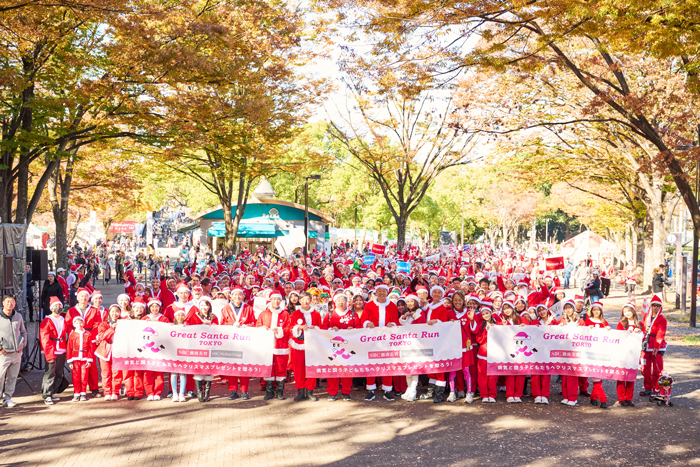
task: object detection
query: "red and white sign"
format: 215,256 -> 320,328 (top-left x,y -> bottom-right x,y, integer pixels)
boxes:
370,243 -> 386,255
544,256 -> 565,271
112,320 -> 274,377
303,322 -> 462,377
486,326 -> 643,381
108,221 -> 136,234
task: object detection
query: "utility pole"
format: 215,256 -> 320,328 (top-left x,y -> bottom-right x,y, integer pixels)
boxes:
691,124 -> 700,328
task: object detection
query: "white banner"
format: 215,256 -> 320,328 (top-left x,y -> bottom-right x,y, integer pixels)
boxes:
486,325 -> 643,381
112,320 -> 274,377
304,322 -> 462,378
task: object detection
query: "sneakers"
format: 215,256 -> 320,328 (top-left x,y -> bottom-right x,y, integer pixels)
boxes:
383,391 -> 395,401
328,395 -> 337,402
567,400 -> 578,406
541,397 -> 549,404
561,399 -> 569,405
153,395 -> 161,401
464,393 -> 474,404
534,396 -> 542,404
514,397 -> 522,403
228,391 -> 239,401
342,393 -> 352,401
457,390 -> 465,399
507,397 -> 515,403
179,394 -> 186,403
240,392 -> 250,400
172,395 -> 179,402
446,391 -> 457,403
147,395 -> 154,401
600,402 -> 608,409
590,399 -> 599,406
364,391 -> 376,401
3,399 -> 16,408
72,395 -> 80,402
79,394 -> 87,401
51,395 -> 60,401
44,397 -> 54,405
111,395 -> 118,401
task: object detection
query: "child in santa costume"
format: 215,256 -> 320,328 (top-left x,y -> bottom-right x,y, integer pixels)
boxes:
640,294 -> 667,397
66,315 -> 94,401
142,297 -> 170,401
583,301 -> 611,408
221,287 -> 256,401
95,305 -> 121,401
289,291 -> 323,402
361,284 -> 399,401
323,293 -> 362,401
256,292 -> 291,401
40,297 -> 70,404
616,302 -> 644,406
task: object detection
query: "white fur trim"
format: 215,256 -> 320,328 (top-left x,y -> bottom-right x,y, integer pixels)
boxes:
381,384 -> 393,392
289,339 -> 305,351
272,348 -> 290,355
292,325 -> 303,338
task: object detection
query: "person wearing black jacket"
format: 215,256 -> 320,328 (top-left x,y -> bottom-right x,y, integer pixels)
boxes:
40,272 -> 63,320
68,266 -> 93,307
652,267 -> 672,295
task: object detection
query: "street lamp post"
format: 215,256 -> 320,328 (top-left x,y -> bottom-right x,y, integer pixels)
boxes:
304,174 -> 321,258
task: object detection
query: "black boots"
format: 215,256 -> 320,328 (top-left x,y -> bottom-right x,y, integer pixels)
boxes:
264,380 -> 275,400
276,380 -> 286,400
434,386 -> 445,403
307,389 -> 318,402
195,380 -> 204,402
294,388 -> 306,402
204,381 -> 211,402
420,384 -> 436,400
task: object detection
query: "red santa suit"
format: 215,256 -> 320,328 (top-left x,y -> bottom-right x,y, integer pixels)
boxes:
559,317 -> 582,403
221,301 -> 257,393
641,297 -> 667,393
475,315 -> 502,400
323,307 -> 362,396
361,297 -> 399,393
66,303 -> 102,392
165,300 -> 198,323
142,313 -> 171,398
583,317 -> 610,403
289,307 -> 323,393
66,328 -> 94,395
57,275 -> 69,303
256,306 -> 291,381
527,318 -> 551,400
40,314 -> 67,362
451,307 -> 477,394
616,319 -> 645,402
95,320 -> 119,397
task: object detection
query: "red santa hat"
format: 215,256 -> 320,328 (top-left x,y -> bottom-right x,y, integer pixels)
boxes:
76,287 -> 91,298
590,301 -> 604,312
148,297 -> 162,308
91,290 -> 102,299
573,295 -> 585,303
176,282 -> 190,293
269,291 -> 282,300
415,285 -> 429,294
70,265 -> 79,272
430,285 -> 444,296
623,300 -> 636,311
49,296 -> 63,311
374,284 -> 390,292
332,292 -> 348,303
650,294 -> 663,306
132,297 -> 147,309
231,286 -> 245,295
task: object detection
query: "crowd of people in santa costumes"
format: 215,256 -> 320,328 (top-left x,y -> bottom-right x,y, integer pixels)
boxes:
33,244 -> 668,409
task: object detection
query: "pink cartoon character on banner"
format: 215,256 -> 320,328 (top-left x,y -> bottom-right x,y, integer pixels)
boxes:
328,336 -> 356,361
510,331 -> 538,358
137,327 -> 165,353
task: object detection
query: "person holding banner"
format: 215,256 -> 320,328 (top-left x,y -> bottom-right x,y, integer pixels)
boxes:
95,305 -> 122,401
501,301 -> 528,403
221,287 -> 256,401
187,297 -> 218,402
583,302 -> 611,408
530,304 -> 556,404
289,292 -> 323,402
323,293 -> 362,401
142,297 -> 170,401
361,284 -> 399,401
256,292 -> 291,401
445,291 -> 476,404
415,286 -> 449,403
640,295 -> 667,397
557,301 -> 582,406
475,307 -> 501,403
616,303 -> 644,406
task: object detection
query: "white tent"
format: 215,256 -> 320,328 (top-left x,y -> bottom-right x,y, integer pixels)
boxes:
560,230 -> 616,265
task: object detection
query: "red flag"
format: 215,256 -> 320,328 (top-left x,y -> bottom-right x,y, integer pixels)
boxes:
545,256 -> 565,271
371,243 -> 386,255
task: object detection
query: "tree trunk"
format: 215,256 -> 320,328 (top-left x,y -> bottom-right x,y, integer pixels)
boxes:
632,218 -> 644,266
15,160 -> 28,224
642,212 -> 654,294
396,212 -> 407,251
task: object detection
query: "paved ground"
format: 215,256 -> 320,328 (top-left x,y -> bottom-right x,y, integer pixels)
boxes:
6,284 -> 700,467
